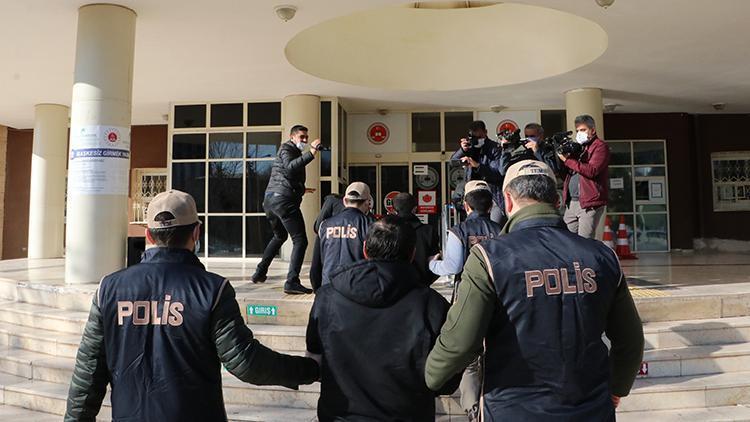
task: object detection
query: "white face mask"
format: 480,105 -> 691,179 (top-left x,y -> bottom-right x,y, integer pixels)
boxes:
294,141 -> 305,151
474,138 -> 486,148
575,131 -> 589,144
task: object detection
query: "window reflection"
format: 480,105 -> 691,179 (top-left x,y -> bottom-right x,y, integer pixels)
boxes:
209,161 -> 243,213
208,216 -> 243,257
172,162 -> 205,212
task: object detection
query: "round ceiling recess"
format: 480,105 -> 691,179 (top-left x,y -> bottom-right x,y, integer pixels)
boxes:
285,2 -> 608,91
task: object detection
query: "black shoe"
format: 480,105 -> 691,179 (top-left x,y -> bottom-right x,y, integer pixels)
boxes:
251,272 -> 267,284
284,279 -> 313,295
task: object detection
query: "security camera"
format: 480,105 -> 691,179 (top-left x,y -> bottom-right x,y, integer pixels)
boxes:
712,103 -> 727,111
596,0 -> 615,8
275,5 -> 297,22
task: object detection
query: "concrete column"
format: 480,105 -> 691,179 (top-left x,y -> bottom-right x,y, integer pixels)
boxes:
565,87 -> 606,239
28,104 -> 69,259
65,4 -> 136,284
565,88 -> 604,139
282,94 -> 320,261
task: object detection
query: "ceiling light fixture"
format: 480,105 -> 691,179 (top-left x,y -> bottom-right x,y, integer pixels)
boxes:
595,0 -> 615,8
275,5 -> 297,22
490,105 -> 506,113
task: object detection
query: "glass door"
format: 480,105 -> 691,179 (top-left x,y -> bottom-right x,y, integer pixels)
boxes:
607,140 -> 670,252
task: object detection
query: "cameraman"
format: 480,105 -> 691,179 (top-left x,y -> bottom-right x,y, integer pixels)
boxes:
524,123 -> 562,175
451,120 -> 508,225
557,115 -> 610,239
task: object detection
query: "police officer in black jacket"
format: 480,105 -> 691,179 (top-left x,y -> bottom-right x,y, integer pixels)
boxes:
252,124 -> 322,294
65,190 -> 319,422
315,182 -> 373,286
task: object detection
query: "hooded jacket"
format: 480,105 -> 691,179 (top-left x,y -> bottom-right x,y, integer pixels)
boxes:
306,259 -> 457,421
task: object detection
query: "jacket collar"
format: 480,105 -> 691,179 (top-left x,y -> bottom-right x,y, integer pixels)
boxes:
141,247 -> 205,269
502,203 -> 564,234
466,212 -> 491,221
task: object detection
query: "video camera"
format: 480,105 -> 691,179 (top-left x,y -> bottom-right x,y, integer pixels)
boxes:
542,131 -> 582,158
497,129 -> 524,150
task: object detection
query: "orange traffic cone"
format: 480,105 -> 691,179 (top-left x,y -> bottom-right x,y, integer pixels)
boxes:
602,216 -> 615,250
615,215 -> 638,259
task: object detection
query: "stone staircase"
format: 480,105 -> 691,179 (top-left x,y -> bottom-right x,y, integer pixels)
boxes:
2,277 -> 750,420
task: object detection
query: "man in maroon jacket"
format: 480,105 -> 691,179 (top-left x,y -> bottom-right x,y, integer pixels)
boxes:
558,114 -> 610,239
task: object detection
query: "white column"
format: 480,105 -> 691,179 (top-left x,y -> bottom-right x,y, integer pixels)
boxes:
281,95 -> 320,261
65,4 -> 136,284
565,87 -> 606,239
565,88 -> 604,139
28,104 -> 69,259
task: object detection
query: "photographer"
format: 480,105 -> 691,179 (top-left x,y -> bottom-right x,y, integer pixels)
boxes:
524,123 -> 562,175
451,120 -> 508,225
557,115 -> 610,239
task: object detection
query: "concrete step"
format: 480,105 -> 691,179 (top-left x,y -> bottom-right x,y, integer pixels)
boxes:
644,342 -> 750,378
0,322 -> 80,358
644,315 -> 750,350
0,404 -> 61,421
622,370 -> 750,412
618,405 -> 750,421
7,276 -> 750,325
0,300 -> 308,353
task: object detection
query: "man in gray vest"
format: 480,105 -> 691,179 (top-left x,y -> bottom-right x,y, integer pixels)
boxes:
65,190 -> 319,421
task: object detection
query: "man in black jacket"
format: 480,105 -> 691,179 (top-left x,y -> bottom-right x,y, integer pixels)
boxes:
393,192 -> 440,285
315,182 -> 373,286
253,124 -> 322,294
306,216 -> 459,422
65,190 -> 319,422
450,120 -> 509,225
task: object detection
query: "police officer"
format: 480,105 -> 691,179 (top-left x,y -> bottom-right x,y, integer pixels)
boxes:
425,161 -> 644,421
451,120 -> 508,225
315,182 -> 373,286
430,180 -> 502,299
65,190 -> 319,421
310,193 -> 346,291
253,124 -> 322,294
428,180 -> 502,421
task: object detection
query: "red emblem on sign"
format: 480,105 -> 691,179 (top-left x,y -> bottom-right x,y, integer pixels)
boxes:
417,190 -> 438,214
367,122 -> 390,145
105,129 -> 120,143
383,191 -> 400,214
496,119 -> 519,135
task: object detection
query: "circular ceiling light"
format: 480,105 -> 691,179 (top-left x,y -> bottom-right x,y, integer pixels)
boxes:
285,3 -> 608,91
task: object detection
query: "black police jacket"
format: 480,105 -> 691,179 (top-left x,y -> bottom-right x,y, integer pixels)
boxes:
400,213 -> 441,285
65,247 -> 319,422
317,207 -> 372,286
448,212 -> 503,283
306,259 -> 458,422
478,217 -> 623,421
265,140 -> 315,201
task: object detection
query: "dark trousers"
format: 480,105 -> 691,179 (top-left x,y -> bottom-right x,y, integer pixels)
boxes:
257,194 -> 308,281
